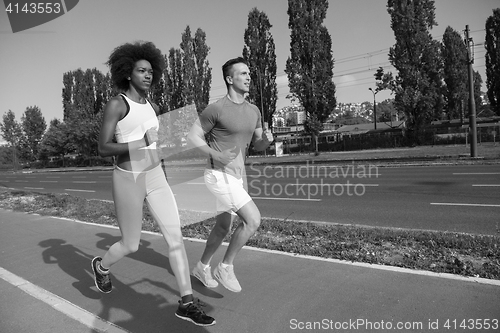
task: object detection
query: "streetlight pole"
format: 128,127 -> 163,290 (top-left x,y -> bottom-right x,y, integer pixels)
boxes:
369,88 -> 378,130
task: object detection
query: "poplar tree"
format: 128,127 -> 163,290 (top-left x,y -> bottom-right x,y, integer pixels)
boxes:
192,27 -> 212,113
441,26 -> 468,121
165,48 -> 184,111
177,26 -> 212,113
160,27 -> 212,151
285,0 -> 336,153
485,8 -> 500,115
243,7 -> 278,128
473,71 -> 484,116
61,68 -> 108,161
150,55 -> 169,114
385,0 -> 443,144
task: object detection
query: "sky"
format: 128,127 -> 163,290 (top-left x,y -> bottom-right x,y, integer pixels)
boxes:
0,0 -> 498,132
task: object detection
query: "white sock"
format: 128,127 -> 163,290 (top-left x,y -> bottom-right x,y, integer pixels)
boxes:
199,261 -> 209,270
220,262 -> 231,269
97,264 -> 109,275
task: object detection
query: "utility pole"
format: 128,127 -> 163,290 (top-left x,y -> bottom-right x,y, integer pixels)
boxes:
257,71 -> 265,127
369,88 -> 378,130
257,70 -> 268,156
465,25 -> 477,157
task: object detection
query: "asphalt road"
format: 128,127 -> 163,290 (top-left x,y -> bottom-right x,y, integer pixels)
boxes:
1,164 -> 499,235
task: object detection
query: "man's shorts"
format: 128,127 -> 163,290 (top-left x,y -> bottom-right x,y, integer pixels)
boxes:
204,169 -> 252,215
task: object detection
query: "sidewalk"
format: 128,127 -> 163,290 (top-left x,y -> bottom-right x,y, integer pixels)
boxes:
1,209 -> 499,333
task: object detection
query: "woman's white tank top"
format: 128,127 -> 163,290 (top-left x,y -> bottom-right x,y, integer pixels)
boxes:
114,94 -> 158,149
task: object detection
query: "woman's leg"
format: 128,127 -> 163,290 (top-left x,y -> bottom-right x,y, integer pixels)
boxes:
100,168 -> 146,268
145,167 -> 192,297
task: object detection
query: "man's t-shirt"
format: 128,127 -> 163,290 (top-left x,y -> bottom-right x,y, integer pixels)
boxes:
199,96 -> 262,178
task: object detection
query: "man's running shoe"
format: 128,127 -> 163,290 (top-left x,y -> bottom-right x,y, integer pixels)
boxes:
91,256 -> 112,293
192,261 -> 218,288
213,262 -> 241,292
175,299 -> 216,326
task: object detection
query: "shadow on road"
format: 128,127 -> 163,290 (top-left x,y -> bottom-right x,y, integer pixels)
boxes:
92,276 -> 213,332
39,238 -> 99,299
38,237 -> 215,332
94,232 -> 224,299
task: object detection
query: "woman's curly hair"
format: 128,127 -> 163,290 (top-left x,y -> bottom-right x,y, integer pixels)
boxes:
106,41 -> 165,91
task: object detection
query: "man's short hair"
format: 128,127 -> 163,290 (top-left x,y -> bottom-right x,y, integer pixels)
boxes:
222,57 -> 248,86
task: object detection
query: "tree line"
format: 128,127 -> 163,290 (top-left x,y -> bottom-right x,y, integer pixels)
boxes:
375,2 -> 499,144
2,0 -> 500,167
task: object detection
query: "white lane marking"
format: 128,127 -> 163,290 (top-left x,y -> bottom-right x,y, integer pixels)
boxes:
187,182 -> 379,186
284,183 -> 379,187
64,189 -> 95,193
72,181 -> 96,184
252,197 -> 321,202
0,267 -> 130,333
472,184 -> 500,187
453,172 -> 500,175
24,187 -> 44,190
40,181 -> 58,183
431,203 -> 500,208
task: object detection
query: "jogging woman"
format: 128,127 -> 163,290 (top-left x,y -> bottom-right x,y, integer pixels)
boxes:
91,41 -> 215,327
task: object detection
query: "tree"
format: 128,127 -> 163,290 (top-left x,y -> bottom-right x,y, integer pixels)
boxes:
285,0 -> 337,153
0,110 -> 24,167
38,118 -> 68,161
1,110 -> 23,146
473,71 -> 483,116
165,48 -> 184,111
157,27 -> 212,154
173,26 -> 212,114
62,71 -> 74,121
0,146 -> 12,165
243,7 -> 278,128
149,55 -> 169,114
376,99 -> 399,123
383,0 -> 444,145
485,8 -> 500,116
441,26 -> 468,121
61,68 -> 108,161
20,106 -> 46,161
192,27 -> 212,113
180,26 -> 197,108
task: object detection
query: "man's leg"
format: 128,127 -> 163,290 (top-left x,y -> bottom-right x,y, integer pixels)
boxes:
211,200 -> 260,292
221,199 -> 260,265
200,212 -> 235,266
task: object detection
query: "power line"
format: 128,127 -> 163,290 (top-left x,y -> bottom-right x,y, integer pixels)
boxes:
209,28 -> 491,103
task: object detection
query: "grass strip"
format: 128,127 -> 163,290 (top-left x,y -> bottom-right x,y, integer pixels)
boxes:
1,189 -> 498,280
